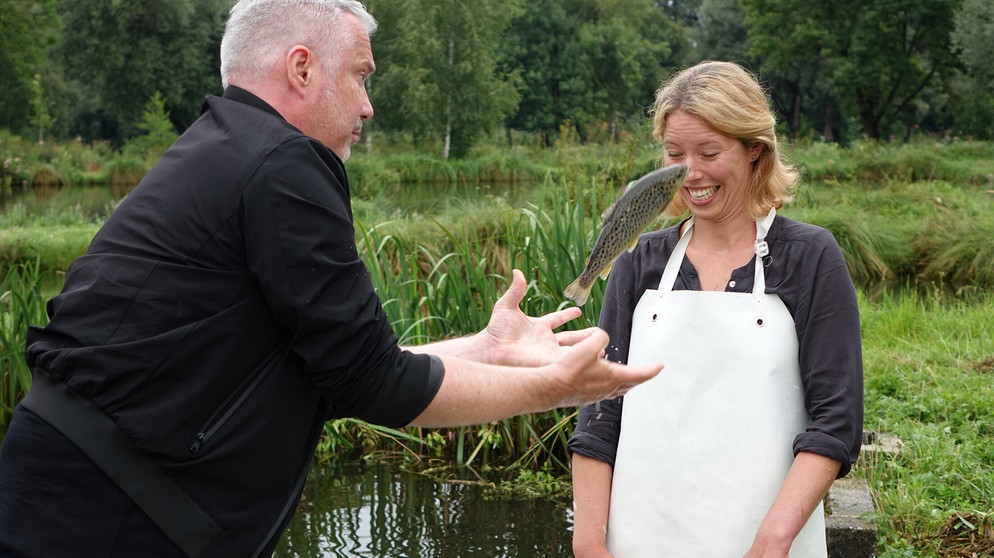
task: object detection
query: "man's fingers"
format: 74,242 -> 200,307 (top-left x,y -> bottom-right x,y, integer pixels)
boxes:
542,306 -> 582,332
606,361 -> 664,387
553,326 -> 598,347
494,269 -> 527,310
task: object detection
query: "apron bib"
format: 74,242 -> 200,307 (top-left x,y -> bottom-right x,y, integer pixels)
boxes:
606,209 -> 826,557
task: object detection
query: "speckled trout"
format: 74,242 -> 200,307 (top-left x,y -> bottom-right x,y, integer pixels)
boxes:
563,164 -> 688,306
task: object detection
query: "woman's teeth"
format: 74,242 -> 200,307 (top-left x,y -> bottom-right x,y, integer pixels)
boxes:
689,186 -> 718,201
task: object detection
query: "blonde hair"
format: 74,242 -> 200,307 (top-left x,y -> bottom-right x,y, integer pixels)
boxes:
650,61 -> 799,219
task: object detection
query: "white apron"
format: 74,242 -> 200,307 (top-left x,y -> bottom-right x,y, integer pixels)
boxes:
606,209 -> 827,557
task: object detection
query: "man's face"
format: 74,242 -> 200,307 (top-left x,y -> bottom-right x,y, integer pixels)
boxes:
310,15 -> 375,161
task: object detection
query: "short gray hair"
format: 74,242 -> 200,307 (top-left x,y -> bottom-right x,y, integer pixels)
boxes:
220,0 -> 377,89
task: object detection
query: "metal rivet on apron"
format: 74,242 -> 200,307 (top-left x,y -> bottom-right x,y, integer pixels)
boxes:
729,280 -> 736,288
652,313 -> 658,322
756,317 -> 765,327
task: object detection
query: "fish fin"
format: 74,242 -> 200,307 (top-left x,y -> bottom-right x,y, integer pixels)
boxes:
625,236 -> 640,253
563,278 -> 591,306
597,261 -> 614,280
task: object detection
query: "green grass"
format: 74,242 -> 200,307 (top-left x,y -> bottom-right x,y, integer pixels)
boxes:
857,289 -> 994,557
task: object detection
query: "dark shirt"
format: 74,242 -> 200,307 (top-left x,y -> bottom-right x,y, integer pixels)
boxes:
1,87 -> 443,557
567,215 -> 864,477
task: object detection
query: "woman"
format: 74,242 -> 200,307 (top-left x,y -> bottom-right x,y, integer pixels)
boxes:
568,61 -> 863,557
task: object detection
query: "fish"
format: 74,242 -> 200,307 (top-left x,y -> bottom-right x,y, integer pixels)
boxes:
563,163 -> 688,306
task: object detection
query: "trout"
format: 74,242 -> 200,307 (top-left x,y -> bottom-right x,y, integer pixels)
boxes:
563,164 -> 688,306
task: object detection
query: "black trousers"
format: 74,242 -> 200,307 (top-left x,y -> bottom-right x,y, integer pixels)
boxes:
0,407 -> 184,558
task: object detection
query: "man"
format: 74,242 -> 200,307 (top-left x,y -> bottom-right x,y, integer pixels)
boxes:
0,1 -> 661,557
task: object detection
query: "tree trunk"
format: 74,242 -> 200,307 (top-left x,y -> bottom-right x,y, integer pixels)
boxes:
442,35 -> 454,160
855,88 -> 880,140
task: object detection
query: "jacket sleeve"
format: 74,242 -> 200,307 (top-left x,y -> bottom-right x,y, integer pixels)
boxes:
241,137 -> 441,427
789,230 -> 864,477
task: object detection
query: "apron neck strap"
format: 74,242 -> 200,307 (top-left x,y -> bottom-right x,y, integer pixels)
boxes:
752,207 -> 776,295
658,208 -> 777,294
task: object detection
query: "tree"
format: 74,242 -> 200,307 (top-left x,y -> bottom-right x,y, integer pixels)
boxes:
123,91 -> 179,163
951,0 -> 994,87
496,0 -> 577,145
581,0 -> 685,142
369,0 -> 521,159
0,0 -> 60,135
57,0 -> 228,143
948,0 -> 994,138
689,0 -> 750,66
743,0 -> 962,141
28,74 -> 53,144
498,0 -> 684,145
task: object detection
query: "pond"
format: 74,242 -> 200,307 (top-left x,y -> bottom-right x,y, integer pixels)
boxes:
275,461 -> 574,558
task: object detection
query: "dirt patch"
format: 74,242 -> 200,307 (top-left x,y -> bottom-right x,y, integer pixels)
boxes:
930,513 -> 994,558
972,356 -> 994,374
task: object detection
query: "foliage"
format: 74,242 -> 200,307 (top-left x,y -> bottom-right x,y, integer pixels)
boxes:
952,0 -> 994,89
3,0 -> 994,151
0,262 -> 48,436
57,0 -> 227,141
497,0 -> 685,145
0,0 -> 60,135
743,0 -> 963,141
1,130 -> 114,196
29,74 -> 54,144
368,0 -> 522,159
122,92 -> 180,164
689,0 -> 750,66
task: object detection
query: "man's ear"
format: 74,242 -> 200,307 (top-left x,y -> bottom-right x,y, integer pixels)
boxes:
286,45 -> 314,95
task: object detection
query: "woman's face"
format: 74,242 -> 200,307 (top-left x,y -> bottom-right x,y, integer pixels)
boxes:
662,110 -> 760,225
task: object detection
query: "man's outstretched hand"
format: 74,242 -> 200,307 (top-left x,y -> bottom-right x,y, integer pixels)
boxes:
483,269 -> 593,366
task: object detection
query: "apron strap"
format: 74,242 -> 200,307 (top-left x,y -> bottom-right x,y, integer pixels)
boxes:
657,218 -> 694,291
753,207 -> 776,297
658,208 -> 777,295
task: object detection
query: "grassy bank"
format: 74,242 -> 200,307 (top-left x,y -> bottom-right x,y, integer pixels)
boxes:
2,137 -> 993,556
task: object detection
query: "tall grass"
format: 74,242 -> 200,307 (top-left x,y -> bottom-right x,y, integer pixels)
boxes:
343,177 -> 617,472
0,262 -> 47,436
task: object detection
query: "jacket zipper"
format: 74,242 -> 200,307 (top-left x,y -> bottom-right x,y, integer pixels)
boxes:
189,352 -> 278,454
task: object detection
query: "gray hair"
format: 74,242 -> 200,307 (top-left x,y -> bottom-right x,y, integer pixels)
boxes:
220,0 -> 377,89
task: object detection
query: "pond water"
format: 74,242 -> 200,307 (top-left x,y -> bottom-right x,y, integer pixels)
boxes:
275,461 -> 574,558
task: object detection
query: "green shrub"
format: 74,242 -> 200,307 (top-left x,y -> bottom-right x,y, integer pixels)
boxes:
104,155 -> 148,197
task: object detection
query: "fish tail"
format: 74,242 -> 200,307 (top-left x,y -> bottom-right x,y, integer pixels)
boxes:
563,277 -> 592,306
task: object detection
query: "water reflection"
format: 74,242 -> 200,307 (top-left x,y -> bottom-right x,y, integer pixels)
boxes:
276,461 -> 573,558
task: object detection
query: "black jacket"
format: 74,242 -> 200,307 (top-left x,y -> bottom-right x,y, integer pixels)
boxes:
16,88 -> 442,556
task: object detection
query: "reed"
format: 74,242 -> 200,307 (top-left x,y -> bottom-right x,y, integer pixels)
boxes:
0,262 -> 48,435
339,179 -> 615,471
